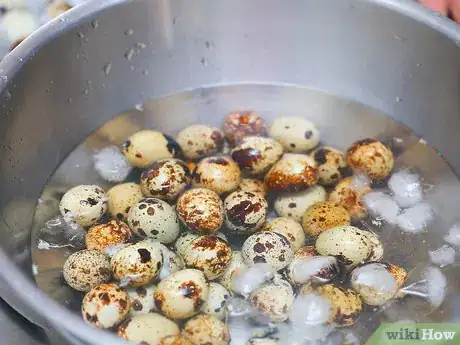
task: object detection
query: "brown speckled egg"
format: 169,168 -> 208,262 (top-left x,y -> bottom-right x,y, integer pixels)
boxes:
268,116 -> 320,153
237,178 -> 267,198
201,282 -> 230,319
328,177 -> 371,219
310,147 -> 348,186
59,185 -> 108,227
86,219 -> 132,251
182,314 -> 230,345
175,232 -> 201,257
111,240 -> 163,287
63,249 -> 112,292
107,183 -> 144,221
242,231 -> 294,271
231,136 -> 284,175
302,201 -> 351,237
181,235 -> 233,280
177,125 -> 225,160
140,159 -> 191,202
224,191 -> 268,235
127,285 -> 157,315
81,283 -> 131,329
218,251 -> 247,292
154,269 -> 209,319
346,139 -> 394,180
128,198 -> 180,244
249,276 -> 294,323
263,217 -> 305,251
364,231 -> 384,262
160,335 -> 195,345
118,313 -> 180,345
223,111 -> 266,146
176,188 -> 224,234
122,130 -> 180,168
192,156 -> 241,195
274,185 -> 327,222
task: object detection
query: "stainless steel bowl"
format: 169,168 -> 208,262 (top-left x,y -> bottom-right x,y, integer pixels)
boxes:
0,0 -> 459,344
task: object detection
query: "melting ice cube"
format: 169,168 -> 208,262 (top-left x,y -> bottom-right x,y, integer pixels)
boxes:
428,245 -> 456,267
93,146 -> 132,182
363,191 -> 400,224
388,171 -> 423,207
232,263 -> 275,296
444,224 -> 460,249
396,203 -> 433,233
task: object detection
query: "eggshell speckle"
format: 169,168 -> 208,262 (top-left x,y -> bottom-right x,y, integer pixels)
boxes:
182,314 -> 230,345
224,191 -> 268,235
237,178 -> 267,198
201,282 -> 230,319
310,147 -> 348,186
302,201 -> 351,237
127,285 -> 157,315
192,156 -> 241,195
177,125 -> 224,160
328,177 -> 371,219
86,220 -> 132,251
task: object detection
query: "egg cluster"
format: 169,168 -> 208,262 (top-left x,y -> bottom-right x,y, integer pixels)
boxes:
55,111 -> 437,345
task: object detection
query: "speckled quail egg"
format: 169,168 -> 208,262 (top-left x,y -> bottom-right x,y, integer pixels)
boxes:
201,282 -> 230,319
315,226 -> 377,268
59,185 -> 108,227
3,10 -> 39,48
223,111 -> 266,146
182,314 -> 230,345
107,183 -> 144,221
118,313 -> 180,345
154,269 -> 209,319
47,1 -> 72,19
0,0 -> 26,10
263,217 -> 305,251
246,337 -> 279,345
224,191 -> 268,235
181,235 -> 233,280
175,232 -> 201,257
111,240 -> 163,287
218,251 -> 247,292
268,116 -> 320,153
176,188 -> 224,234
364,231 -> 384,262
63,249 -> 112,292
127,285 -> 157,315
157,244 -> 185,280
237,178 -> 267,198
329,177 -> 371,219
310,147 -> 348,186
274,185 -> 326,222
81,283 -> 131,329
231,136 -> 284,175
302,201 -> 351,237
122,130 -> 181,168
249,275 -> 294,323
350,262 -> 407,306
346,139 -> 394,180
140,159 -> 191,202
265,153 -> 318,192
285,252 -> 340,286
159,335 -> 195,345
127,198 -> 180,244
177,125 -> 225,160
192,156 -> 241,195
242,231 -> 294,271
86,219 -> 132,251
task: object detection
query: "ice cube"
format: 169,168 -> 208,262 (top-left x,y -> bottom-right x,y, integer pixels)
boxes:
232,263 -> 275,296
38,215 -> 86,249
428,245 -> 456,267
388,171 -> 423,207
226,296 -> 252,317
444,224 -> 460,249
396,203 -> 433,233
103,243 -> 129,257
290,256 -> 339,285
119,273 -> 144,287
289,294 -> 332,326
92,146 -> 132,182
363,191 -> 400,224
423,266 -> 447,308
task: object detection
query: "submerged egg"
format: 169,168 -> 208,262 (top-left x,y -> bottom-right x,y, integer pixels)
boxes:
182,314 -> 230,345
177,125 -> 225,160
223,111 -> 266,145
107,183 -> 144,221
127,285 -> 158,315
302,201 -> 351,237
263,217 -> 305,251
268,116 -> 320,153
86,219 -> 132,251
224,191 -> 268,235
237,178 -> 268,198
192,156 -> 241,195
310,147 -> 348,186
328,176 -> 371,219
201,282 -> 230,319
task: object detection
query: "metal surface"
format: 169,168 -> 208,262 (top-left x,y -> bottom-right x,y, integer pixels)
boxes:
0,0 -> 458,344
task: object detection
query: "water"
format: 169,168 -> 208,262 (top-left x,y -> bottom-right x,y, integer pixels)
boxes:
30,84 -> 460,344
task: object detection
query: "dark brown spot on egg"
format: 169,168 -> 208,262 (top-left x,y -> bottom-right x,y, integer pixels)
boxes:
253,243 -> 266,253
139,203 -> 147,210
98,267 -> 111,276
253,255 -> 267,263
288,202 -> 296,208
87,197 -> 99,206
118,299 -> 128,309
137,228 -> 147,237
290,143 -> 296,149
132,299 -> 143,311
179,281 -> 201,300
278,255 -> 285,262
136,287 -> 147,297
232,148 -> 261,171
147,207 -> 155,216
99,292 -> 110,304
135,153 -> 142,158
207,157 -> 229,166
154,293 -> 165,310
227,199 -> 262,227
314,148 -> 329,164
151,229 -> 159,235
85,313 -> 98,323
193,236 -> 219,250
137,249 -> 151,263
116,213 -> 124,220
305,130 -> 313,139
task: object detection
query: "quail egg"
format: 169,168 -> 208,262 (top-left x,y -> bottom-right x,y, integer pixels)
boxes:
177,125 -> 225,160
3,10 -> 39,48
274,185 -> 327,222
81,283 -> 131,329
182,314 -> 230,345
63,249 -> 112,292
263,217 -> 305,251
346,139 -> 394,180
218,251 -> 248,292
181,235 -> 233,280
107,183 -> 144,221
122,130 -> 181,168
59,185 -> 108,227
201,282 -> 230,319
285,252 -> 340,286
242,231 -> 294,271
265,153 -> 318,192
237,178 -> 267,198
310,147 -> 348,186
192,156 -> 241,195
350,262 -> 407,306
302,201 -> 351,237
268,116 -> 320,153
86,219 -> 132,251
154,269 -> 209,319
118,313 -> 180,345
364,231 -> 384,262
111,240 -> 163,287
328,176 -> 371,219
140,159 -> 192,202
127,198 -> 180,244
47,1 -> 72,19
127,285 -> 157,315
249,276 -> 294,323
224,191 -> 268,235
157,244 -> 185,280
231,136 -> 284,175
175,232 -> 201,257
160,335 -> 195,345
223,111 -> 266,145
176,188 -> 224,234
